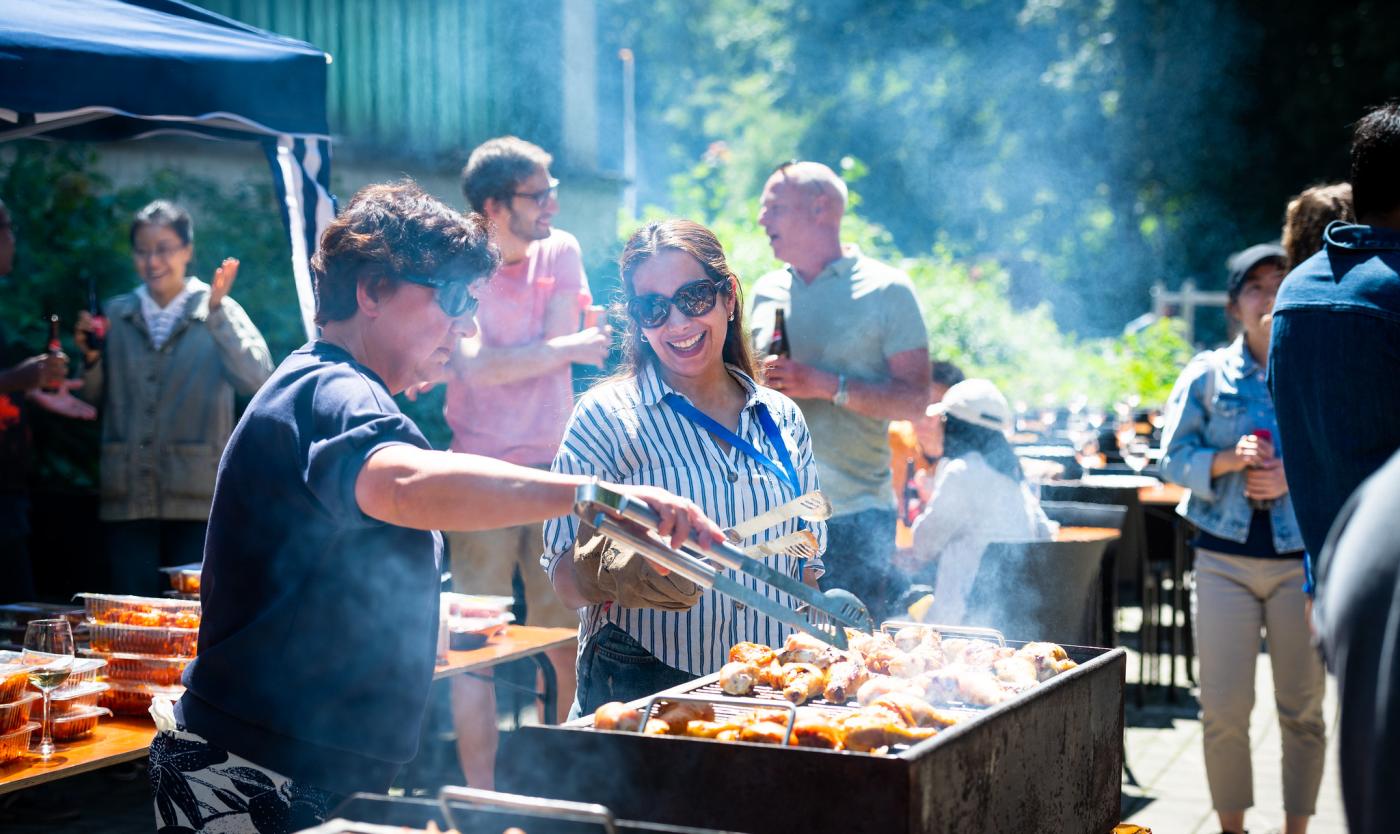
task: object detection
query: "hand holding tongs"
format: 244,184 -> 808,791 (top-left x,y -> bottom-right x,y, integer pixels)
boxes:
574,483 -> 874,649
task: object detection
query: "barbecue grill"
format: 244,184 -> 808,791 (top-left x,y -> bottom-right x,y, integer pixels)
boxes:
498,643 -> 1126,834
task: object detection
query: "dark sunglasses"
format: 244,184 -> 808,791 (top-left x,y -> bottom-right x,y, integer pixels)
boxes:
399,274 -> 479,318
513,177 -> 560,208
626,278 -> 724,329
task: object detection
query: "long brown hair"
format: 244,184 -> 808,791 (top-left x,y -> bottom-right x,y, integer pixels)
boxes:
613,219 -> 758,382
1281,182 -> 1353,270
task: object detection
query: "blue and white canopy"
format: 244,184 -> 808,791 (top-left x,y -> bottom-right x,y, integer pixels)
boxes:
0,0 -> 335,337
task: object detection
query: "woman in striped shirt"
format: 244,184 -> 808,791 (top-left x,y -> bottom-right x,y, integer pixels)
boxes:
544,219 -> 826,715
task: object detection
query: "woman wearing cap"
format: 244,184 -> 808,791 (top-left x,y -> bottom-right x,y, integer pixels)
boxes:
906,378 -> 1053,625
1159,244 -> 1323,834
150,184 -> 722,834
546,219 -> 826,714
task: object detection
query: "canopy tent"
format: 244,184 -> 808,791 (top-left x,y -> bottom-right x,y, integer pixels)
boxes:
0,0 -> 334,338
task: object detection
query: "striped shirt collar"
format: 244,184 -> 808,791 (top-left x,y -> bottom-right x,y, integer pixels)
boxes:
636,360 -> 764,411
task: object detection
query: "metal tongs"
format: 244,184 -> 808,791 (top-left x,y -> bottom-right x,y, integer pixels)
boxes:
574,483 -> 874,649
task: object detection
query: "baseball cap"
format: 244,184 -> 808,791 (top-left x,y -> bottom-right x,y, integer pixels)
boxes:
928,378 -> 1013,434
1226,243 -> 1286,300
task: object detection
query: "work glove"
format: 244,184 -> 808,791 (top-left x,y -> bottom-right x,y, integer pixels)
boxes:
572,520 -> 702,611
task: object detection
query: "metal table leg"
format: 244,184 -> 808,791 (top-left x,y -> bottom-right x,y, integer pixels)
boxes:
531,653 -> 558,724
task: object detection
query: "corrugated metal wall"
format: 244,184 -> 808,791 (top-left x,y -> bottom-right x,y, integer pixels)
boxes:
200,0 -> 565,161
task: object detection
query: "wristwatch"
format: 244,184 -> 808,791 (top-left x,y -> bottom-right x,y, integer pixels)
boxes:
832,374 -> 849,407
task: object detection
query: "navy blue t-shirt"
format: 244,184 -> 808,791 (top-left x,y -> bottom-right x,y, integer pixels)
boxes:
180,340 -> 443,796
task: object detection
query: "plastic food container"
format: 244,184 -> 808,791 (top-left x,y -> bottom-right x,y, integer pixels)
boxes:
0,692 -> 38,733
159,564 -> 202,595
77,593 -> 201,629
83,651 -> 189,687
0,652 -> 107,693
99,680 -> 184,716
49,706 -> 111,741
0,721 -> 39,763
0,662 -> 38,703
88,622 -> 198,657
49,681 -> 109,716
441,593 -> 514,619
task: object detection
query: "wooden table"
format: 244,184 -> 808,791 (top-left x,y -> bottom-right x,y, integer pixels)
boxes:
0,625 -> 578,796
1139,482 -> 1186,506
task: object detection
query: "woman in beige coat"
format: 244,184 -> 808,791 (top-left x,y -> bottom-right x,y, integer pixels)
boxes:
76,200 -> 272,595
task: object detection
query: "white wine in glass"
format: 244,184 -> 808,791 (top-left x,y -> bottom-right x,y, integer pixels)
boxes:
23,618 -> 75,759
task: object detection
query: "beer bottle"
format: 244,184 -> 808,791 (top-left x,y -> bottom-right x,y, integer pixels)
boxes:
902,456 -> 920,527
768,308 -> 790,358
43,314 -> 67,393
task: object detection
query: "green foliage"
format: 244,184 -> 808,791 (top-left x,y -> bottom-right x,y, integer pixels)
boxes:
629,157 -> 1192,410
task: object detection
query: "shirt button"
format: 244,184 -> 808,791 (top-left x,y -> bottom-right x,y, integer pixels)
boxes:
727,471 -> 738,483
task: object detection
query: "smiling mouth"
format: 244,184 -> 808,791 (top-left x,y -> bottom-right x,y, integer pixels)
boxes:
666,331 -> 706,356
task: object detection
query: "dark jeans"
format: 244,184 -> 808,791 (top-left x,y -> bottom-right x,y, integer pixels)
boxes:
106,519 -> 207,597
820,508 -> 898,622
572,623 -> 696,718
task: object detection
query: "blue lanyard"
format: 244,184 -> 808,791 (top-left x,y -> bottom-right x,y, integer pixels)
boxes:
662,393 -> 802,495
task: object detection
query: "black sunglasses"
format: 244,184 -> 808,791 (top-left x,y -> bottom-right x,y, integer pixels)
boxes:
626,278 -> 724,329
399,273 -> 480,318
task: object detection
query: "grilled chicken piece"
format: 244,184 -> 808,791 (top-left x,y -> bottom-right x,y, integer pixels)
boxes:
955,670 -> 1011,706
592,702 -> 642,732
822,659 -> 869,703
957,640 -> 1015,671
686,719 -> 745,739
780,663 -> 826,705
993,654 -> 1040,689
643,718 -> 671,734
715,728 -> 742,742
654,700 -> 714,729
1016,642 -> 1076,681
860,641 -> 909,676
893,624 -> 943,653
778,631 -> 845,668
855,674 -> 922,705
791,707 -> 843,749
739,720 -> 793,745
868,692 -> 960,729
907,642 -> 947,674
719,661 -> 762,696
837,707 -> 940,753
728,641 -> 778,668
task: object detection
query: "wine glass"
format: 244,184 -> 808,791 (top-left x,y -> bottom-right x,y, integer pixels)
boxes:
23,619 -> 75,759
1122,440 -> 1151,476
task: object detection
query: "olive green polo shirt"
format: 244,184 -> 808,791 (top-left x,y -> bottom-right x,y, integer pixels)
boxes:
748,246 -> 929,516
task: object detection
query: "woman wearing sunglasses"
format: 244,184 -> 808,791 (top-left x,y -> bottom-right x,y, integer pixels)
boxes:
152,184 -> 722,833
545,219 -> 827,715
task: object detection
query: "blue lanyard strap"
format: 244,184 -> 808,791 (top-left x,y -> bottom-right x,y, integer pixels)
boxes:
662,393 -> 802,495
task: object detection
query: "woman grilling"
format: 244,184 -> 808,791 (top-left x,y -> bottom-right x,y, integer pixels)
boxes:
546,219 -> 827,716
150,184 -> 721,834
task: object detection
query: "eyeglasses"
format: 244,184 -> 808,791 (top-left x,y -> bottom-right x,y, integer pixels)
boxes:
132,244 -> 187,261
512,177 -> 560,208
399,273 -> 480,318
626,279 -> 723,329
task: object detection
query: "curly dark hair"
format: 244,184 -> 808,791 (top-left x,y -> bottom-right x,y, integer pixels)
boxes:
312,180 -> 499,325
460,136 -> 552,213
614,219 -> 758,381
1351,103 -> 1400,220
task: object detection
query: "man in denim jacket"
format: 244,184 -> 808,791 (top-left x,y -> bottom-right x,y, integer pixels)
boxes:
1270,103 -> 1400,582
1160,244 -> 1325,834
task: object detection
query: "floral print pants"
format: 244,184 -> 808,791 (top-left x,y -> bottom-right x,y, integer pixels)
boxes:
148,727 -> 342,834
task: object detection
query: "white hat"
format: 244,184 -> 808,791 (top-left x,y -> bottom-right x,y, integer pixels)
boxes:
928,378 -> 1013,434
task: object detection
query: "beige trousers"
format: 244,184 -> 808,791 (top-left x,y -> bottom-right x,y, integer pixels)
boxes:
1192,549 -> 1326,815
449,524 -> 581,629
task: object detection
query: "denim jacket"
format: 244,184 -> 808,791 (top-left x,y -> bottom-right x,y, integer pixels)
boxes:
1160,337 -> 1304,552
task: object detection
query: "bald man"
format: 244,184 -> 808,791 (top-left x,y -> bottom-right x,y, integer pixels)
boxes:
749,161 -> 931,619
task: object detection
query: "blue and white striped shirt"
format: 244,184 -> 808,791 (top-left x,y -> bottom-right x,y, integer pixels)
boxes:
543,362 -> 827,676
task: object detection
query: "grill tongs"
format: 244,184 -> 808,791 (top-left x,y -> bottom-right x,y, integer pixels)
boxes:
574,483 -> 874,650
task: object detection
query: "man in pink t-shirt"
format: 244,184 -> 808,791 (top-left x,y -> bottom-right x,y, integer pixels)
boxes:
441,136 -> 609,788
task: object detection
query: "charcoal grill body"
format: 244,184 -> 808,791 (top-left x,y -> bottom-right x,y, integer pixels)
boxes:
499,645 -> 1125,834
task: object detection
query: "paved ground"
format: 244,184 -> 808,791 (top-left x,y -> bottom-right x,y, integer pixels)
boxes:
0,629 -> 1351,833
1122,653 -> 1346,834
